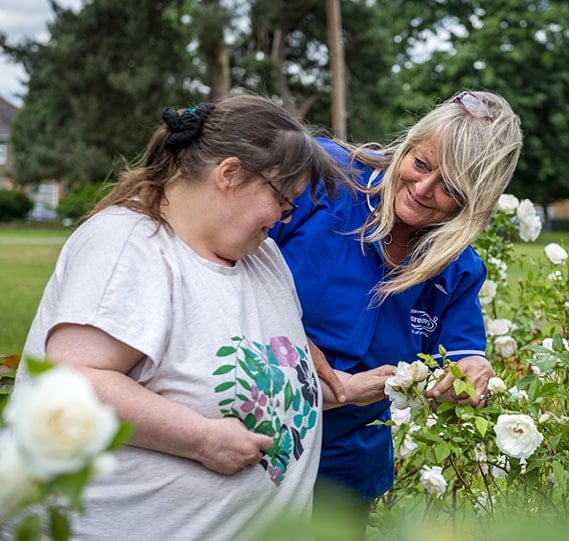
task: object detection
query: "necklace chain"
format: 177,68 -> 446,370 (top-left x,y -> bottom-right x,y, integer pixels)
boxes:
384,233 -> 413,248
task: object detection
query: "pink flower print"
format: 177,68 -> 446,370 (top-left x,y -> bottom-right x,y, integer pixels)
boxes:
270,336 -> 298,367
241,385 -> 268,422
267,465 -> 284,486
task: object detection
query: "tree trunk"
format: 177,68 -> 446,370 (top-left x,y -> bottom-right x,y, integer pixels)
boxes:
326,0 -> 346,139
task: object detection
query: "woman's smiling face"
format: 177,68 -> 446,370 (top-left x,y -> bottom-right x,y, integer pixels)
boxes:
394,136 -> 461,231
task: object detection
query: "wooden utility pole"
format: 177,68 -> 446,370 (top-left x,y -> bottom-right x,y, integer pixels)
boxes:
326,0 -> 346,139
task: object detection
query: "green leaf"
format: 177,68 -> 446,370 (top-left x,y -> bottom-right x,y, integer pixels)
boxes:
475,416 -> 489,438
13,514 -> 42,541
255,420 -> 276,436
214,381 -> 236,393
284,381 -> 294,411
433,443 -> 450,462
51,467 -> 92,511
216,346 -> 236,357
25,357 -> 56,375
552,461 -> 568,494
108,421 -> 134,450
50,506 -> 70,541
212,364 -> 235,375
237,378 -> 251,391
243,413 -> 257,430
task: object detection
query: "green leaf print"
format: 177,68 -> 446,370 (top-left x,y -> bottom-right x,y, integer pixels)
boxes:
256,420 -> 276,437
212,364 -> 235,375
216,346 -> 237,357
284,381 -> 294,411
214,381 -> 236,393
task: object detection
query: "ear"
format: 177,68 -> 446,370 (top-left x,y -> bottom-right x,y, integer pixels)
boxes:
215,157 -> 243,193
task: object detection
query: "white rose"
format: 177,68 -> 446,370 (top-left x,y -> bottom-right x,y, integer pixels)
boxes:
486,318 -> 512,336
516,200 -> 542,242
493,414 -> 543,460
390,362 -> 414,389
479,279 -> 497,305
409,360 -> 430,382
491,455 -> 510,479
390,406 -> 411,428
542,337 -> 569,351
494,335 -> 517,357
420,465 -> 447,498
5,366 -> 119,480
487,256 -> 508,279
507,385 -> 528,401
384,380 -> 411,409
547,270 -> 563,281
0,436 -> 40,516
487,376 -> 506,394
496,194 -> 519,214
397,433 -> 418,459
544,243 -> 568,265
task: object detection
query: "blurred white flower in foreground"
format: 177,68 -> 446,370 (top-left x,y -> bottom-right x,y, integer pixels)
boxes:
544,243 -> 568,265
496,193 -> 519,214
493,414 -> 543,460
0,439 -> 40,515
4,366 -> 119,480
420,465 -> 447,498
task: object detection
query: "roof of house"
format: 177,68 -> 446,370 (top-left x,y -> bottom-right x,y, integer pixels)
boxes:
0,96 -> 19,137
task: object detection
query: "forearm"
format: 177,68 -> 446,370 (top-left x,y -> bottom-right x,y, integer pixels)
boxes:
76,365 -> 210,461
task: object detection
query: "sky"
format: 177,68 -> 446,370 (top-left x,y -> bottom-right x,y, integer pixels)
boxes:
0,0 -> 83,106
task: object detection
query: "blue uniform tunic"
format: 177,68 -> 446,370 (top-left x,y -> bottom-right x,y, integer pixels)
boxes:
269,138 -> 488,501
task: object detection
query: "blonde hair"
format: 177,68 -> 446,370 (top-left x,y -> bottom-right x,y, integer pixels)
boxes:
348,90 -> 522,303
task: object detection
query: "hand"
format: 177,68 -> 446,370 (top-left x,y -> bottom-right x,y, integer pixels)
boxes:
309,339 -> 346,403
197,417 -> 274,475
322,365 -> 396,409
426,355 -> 494,409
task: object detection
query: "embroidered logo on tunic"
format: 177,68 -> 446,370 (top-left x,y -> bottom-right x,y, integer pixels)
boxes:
410,309 -> 438,336
213,335 -> 319,487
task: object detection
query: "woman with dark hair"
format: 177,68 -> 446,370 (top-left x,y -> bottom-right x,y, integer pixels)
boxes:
15,94 -> 375,540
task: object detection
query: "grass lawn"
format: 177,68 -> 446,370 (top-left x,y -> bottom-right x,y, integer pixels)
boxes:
0,225 -> 70,355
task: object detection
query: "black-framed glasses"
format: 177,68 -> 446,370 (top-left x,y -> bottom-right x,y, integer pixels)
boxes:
452,91 -> 493,120
258,172 -> 298,221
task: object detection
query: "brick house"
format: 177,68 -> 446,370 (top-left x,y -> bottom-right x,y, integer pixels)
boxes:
0,96 -> 19,190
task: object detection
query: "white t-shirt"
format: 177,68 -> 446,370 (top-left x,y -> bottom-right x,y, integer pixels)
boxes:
22,207 -> 322,541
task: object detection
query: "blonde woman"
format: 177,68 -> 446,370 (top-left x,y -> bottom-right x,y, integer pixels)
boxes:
270,90 -> 523,538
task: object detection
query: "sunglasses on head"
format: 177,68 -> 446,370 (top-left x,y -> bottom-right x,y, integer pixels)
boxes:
452,91 -> 493,120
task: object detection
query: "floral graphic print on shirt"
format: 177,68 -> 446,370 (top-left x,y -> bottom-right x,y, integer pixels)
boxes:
213,335 -> 319,487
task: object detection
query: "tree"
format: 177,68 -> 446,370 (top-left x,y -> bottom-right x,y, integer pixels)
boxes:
326,0 -> 346,139
2,0 -> 201,186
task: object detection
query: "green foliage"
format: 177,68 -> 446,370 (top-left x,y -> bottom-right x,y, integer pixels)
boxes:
0,191 -> 33,221
57,182 -> 112,221
373,202 -> 569,537
5,0 -> 202,186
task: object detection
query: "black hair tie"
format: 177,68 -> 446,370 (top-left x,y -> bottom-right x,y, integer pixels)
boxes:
162,103 -> 215,152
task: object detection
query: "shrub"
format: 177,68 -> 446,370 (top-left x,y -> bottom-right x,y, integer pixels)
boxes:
57,183 -> 112,222
0,190 -> 33,222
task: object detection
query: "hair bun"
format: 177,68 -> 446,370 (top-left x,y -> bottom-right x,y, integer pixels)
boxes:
162,103 -> 214,152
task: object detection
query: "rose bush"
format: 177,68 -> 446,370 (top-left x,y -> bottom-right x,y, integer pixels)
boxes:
373,196 -> 569,538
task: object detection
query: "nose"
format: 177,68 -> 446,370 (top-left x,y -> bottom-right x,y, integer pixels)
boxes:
413,172 -> 442,198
